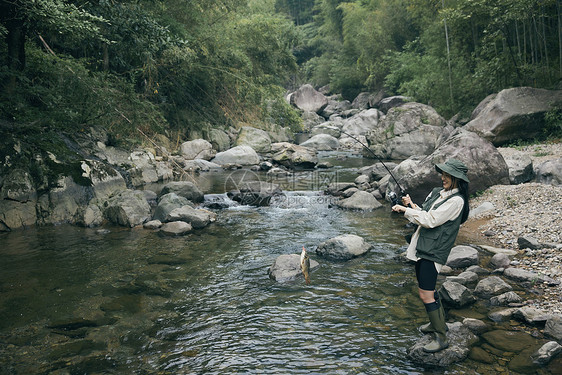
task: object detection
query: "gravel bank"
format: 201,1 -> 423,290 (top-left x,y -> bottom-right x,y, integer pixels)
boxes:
461,142 -> 562,314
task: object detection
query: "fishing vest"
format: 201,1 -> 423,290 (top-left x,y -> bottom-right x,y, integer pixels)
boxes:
415,188 -> 463,265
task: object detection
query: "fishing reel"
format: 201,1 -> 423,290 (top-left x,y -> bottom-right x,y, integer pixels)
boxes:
388,191 -> 400,207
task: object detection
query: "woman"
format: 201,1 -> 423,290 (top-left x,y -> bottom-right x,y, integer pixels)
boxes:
392,158 -> 470,353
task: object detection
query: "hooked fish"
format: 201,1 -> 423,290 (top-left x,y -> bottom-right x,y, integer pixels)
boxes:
300,246 -> 311,285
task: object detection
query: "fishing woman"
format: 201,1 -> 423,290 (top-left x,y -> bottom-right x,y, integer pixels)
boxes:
391,158 -> 470,353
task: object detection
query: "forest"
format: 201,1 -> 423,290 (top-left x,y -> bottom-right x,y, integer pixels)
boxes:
1,0 -> 561,148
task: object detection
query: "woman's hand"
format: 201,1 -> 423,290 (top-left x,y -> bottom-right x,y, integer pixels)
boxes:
401,194 -> 413,207
392,204 -> 407,213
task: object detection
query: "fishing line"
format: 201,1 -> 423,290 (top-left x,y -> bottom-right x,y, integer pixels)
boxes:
339,130 -> 405,194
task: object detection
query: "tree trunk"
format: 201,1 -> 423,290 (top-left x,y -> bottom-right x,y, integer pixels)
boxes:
558,0 -> 562,79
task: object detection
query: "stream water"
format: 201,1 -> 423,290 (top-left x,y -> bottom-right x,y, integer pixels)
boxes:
0,152 -> 555,374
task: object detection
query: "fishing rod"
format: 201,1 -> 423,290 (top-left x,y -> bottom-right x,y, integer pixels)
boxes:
339,130 -> 409,206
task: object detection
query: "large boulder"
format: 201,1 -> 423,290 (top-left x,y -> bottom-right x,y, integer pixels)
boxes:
0,168 -> 36,202
36,176 -> 90,226
311,122 -> 342,138
212,145 -> 260,166
446,245 -> 479,268
464,87 -> 562,145
153,193 -> 192,222
159,181 -> 204,203
474,276 -> 513,298
377,95 -> 410,113
498,148 -> 535,184
290,84 -> 328,114
236,127 -> 272,153
535,157 -> 562,186
387,129 -> 510,204
321,99 -> 352,118
268,253 -> 320,283
209,129 -> 231,152
334,191 -> 383,211
180,139 -> 215,161
408,322 -> 478,367
166,206 -> 216,228
352,90 -> 386,110
366,102 -> 449,160
316,234 -> 372,260
227,181 -> 283,206
440,281 -> 476,308
299,134 -> 339,151
271,142 -> 318,169
302,111 -> 325,131
104,190 -> 151,227
80,160 -> 127,199
341,108 -> 383,137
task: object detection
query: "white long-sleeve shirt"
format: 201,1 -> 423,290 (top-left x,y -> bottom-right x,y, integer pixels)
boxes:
404,188 -> 464,272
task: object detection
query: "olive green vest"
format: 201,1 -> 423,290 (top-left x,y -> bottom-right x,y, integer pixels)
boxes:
415,188 -> 463,264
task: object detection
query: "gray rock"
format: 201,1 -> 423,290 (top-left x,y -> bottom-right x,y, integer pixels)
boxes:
513,307 -> 552,325
481,329 -> 537,352
386,129 -> 509,204
316,234 -> 372,260
407,322 -> 478,367
153,193 -> 192,222
236,127 -> 272,153
311,122 -> 342,138
209,128 -> 231,152
77,204 -> 104,228
0,200 -> 37,231
352,90 -> 386,110
334,190 -> 383,211
499,149 -> 535,184
377,95 -> 410,113
466,265 -> 490,275
302,111 -> 325,131
488,308 -> 518,322
271,142 -> 318,169
321,99 -> 352,118
166,206 -> 215,229
80,159 -> 127,199
489,253 -> 511,269
532,341 -> 562,365
299,134 -> 339,151
474,276 -> 513,298
359,162 -> 399,181
212,145 -> 261,166
228,181 -> 283,207
180,139 -> 215,160
159,181 -> 204,203
464,87 -> 562,145
446,245 -> 479,268
291,84 -> 328,113
518,235 -> 542,250
469,202 -> 495,218
341,108 -> 383,136
440,281 -> 476,308
503,267 -> 560,286
0,168 -> 36,202
489,291 -> 523,306
105,190 -> 151,227
160,221 -> 192,236
268,253 -> 320,283
143,220 -> 162,229
366,102 -> 448,159
446,270 -> 479,286
545,315 -> 562,340
324,182 -> 357,196
183,159 -> 222,172
462,318 -> 488,335
479,245 -> 518,256
535,157 -> 562,185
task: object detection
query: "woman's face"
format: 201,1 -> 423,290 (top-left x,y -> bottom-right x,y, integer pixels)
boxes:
441,172 -> 453,190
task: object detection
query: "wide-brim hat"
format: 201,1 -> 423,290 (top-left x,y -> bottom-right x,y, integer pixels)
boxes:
435,158 -> 469,183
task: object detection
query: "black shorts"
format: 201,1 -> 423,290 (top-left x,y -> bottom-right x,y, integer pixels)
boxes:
415,258 -> 438,291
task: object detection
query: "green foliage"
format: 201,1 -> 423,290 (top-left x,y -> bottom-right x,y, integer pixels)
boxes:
544,105 -> 562,139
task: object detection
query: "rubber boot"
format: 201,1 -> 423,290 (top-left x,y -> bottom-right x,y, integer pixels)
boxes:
422,303 -> 449,353
419,291 -> 448,334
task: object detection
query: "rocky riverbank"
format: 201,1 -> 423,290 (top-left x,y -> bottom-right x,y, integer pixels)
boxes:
460,142 -> 562,316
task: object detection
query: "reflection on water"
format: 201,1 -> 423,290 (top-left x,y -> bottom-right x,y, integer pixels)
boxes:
0,156 -> 553,374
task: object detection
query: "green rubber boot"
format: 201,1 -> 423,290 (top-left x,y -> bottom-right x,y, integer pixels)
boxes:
422,307 -> 449,353
419,292 -> 448,334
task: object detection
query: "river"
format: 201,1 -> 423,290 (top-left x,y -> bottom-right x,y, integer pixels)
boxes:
0,152 -> 552,374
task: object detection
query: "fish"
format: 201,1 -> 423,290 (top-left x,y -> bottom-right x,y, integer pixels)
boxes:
300,246 -> 311,285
